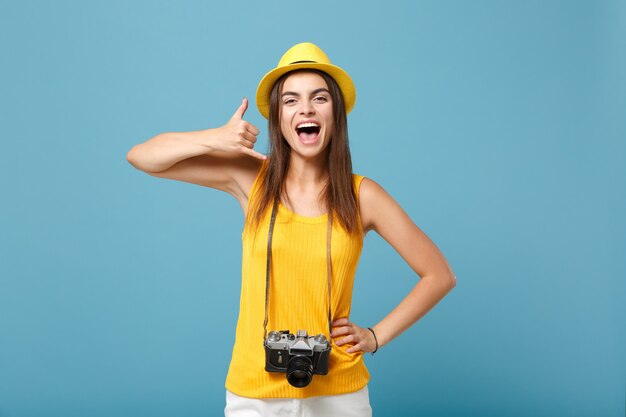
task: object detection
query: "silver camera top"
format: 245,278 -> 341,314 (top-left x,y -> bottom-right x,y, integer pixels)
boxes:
265,330 -> 329,355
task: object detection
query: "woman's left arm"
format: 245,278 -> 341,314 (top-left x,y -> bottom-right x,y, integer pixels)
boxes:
332,178 -> 456,354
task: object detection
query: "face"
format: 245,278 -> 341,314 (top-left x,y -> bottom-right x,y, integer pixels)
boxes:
279,71 -> 334,160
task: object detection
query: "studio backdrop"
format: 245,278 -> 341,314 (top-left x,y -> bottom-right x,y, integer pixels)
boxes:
1,1 -> 624,416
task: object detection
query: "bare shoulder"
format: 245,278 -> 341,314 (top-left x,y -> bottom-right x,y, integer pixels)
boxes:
358,177 -> 385,210
358,177 -> 407,234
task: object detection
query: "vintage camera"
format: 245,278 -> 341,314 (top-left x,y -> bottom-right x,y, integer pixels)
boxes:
264,330 -> 331,388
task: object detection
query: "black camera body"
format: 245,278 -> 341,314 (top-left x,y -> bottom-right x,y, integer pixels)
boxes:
264,330 -> 331,388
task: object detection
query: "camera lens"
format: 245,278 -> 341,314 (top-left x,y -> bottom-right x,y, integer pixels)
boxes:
286,356 -> 314,388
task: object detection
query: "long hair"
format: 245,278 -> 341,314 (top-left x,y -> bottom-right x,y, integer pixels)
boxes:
249,69 -> 359,234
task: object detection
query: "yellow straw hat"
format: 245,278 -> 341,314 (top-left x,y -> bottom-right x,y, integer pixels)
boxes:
255,42 -> 356,119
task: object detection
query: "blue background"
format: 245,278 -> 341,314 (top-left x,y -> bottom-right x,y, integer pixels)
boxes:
1,1 -> 624,416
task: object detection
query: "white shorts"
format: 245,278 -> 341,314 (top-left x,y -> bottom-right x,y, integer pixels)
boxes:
224,386 -> 373,417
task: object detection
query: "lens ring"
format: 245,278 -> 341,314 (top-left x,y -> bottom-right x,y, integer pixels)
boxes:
286,356 -> 314,388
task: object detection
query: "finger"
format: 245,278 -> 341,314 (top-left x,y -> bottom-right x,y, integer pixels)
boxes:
335,334 -> 355,346
240,138 -> 260,150
239,139 -> 254,149
231,97 -> 248,121
332,318 -> 349,327
334,338 -> 347,347
241,131 -> 257,143
346,343 -> 363,354
241,147 -> 267,161
330,326 -> 351,337
246,123 -> 260,136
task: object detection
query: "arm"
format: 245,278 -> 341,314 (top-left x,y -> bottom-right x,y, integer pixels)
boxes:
332,178 -> 456,353
126,98 -> 266,207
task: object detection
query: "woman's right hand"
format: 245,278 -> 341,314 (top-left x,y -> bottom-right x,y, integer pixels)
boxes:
212,98 -> 266,160
127,98 -> 265,177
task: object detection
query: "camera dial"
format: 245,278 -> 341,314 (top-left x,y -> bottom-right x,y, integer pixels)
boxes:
268,331 -> 282,342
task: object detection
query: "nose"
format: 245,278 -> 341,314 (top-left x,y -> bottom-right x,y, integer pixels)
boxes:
298,100 -> 315,115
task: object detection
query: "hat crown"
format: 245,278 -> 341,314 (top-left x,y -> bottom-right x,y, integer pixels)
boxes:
277,42 -> 331,67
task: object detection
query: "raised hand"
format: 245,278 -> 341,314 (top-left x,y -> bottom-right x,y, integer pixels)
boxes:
215,97 -> 266,160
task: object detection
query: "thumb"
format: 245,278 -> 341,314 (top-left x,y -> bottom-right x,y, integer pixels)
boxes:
231,97 -> 248,121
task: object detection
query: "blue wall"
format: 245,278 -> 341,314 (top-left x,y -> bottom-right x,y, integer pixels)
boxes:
1,1 -> 624,416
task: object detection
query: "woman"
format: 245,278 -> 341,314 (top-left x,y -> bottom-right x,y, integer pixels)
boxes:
127,42 -> 456,416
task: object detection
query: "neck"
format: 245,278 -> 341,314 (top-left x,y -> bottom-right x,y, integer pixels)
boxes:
286,152 -> 329,186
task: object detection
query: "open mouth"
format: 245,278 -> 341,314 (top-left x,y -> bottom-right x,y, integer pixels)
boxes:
295,122 -> 321,143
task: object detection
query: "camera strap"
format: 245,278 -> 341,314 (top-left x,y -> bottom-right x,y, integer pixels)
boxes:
263,199 -> 333,341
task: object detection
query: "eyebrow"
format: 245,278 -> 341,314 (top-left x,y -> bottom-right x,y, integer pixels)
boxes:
281,88 -> 330,98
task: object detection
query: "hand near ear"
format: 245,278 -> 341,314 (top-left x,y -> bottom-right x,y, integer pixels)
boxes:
214,98 -> 266,160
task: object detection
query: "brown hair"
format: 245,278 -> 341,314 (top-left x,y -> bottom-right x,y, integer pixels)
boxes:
249,69 -> 359,234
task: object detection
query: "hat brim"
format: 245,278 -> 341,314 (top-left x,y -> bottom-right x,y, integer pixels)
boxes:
255,62 -> 356,119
